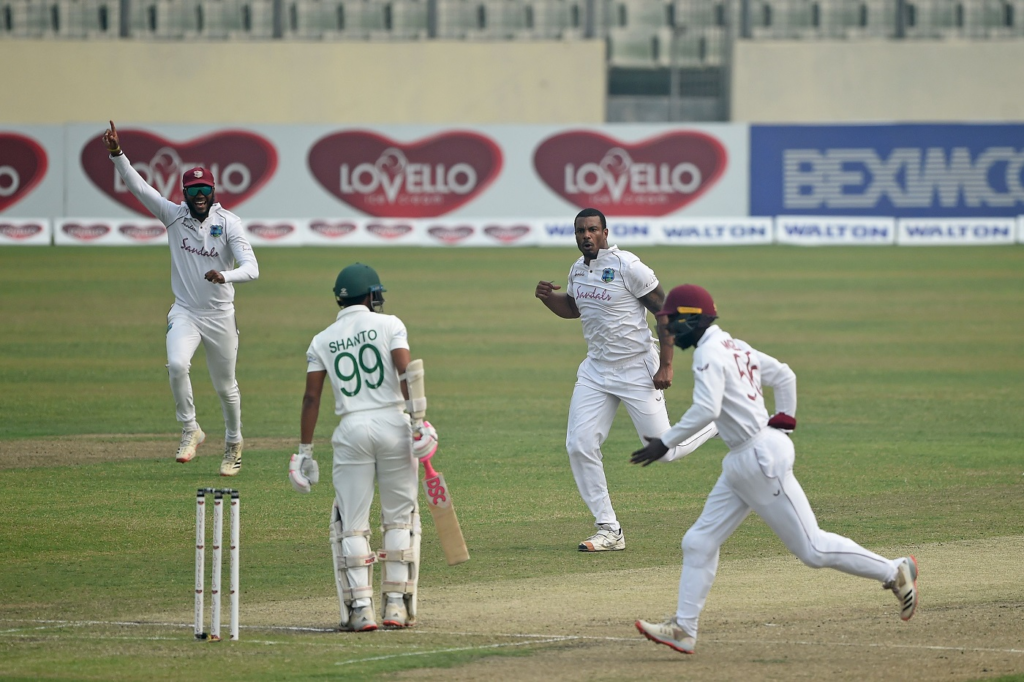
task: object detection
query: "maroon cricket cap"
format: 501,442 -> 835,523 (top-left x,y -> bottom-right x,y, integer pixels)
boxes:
182,167 -> 215,188
657,284 -> 717,318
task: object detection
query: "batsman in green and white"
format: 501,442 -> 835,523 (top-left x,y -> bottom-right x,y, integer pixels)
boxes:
289,263 -> 435,632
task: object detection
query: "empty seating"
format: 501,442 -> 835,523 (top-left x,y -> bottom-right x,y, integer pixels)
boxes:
672,0 -> 726,29
607,26 -> 659,65
435,0 -> 481,37
388,0 -> 428,37
524,0 -> 583,37
613,0 -> 670,28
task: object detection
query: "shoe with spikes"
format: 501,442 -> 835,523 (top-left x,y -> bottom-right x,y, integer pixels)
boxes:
883,556 -> 919,621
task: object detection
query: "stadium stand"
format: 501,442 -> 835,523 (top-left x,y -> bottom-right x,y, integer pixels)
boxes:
1,0 -> 1022,119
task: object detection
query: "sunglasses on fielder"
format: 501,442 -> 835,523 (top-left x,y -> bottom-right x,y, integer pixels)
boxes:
185,186 -> 214,198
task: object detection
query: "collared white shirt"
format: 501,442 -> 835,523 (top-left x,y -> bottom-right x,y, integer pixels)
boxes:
306,306 -> 410,417
662,325 -> 797,450
111,154 -> 259,313
567,245 -> 659,364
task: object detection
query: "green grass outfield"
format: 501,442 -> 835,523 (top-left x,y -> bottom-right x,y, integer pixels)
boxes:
0,245 -> 1022,680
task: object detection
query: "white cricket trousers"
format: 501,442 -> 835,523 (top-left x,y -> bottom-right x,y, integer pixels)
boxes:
566,349 -> 716,530
332,408 -> 419,607
675,427 -> 898,636
165,303 -> 241,442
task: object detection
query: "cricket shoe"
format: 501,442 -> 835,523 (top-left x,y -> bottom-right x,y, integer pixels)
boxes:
175,427 -> 205,463
219,439 -> 243,477
635,618 -> 696,654
578,524 -> 624,552
344,605 -> 378,632
884,556 -> 918,621
382,599 -> 412,628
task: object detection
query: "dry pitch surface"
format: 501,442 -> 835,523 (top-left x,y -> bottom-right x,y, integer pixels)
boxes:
5,436 -> 1023,681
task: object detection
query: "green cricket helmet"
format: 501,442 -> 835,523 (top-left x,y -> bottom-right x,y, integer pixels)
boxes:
333,263 -> 386,312
656,284 -> 718,350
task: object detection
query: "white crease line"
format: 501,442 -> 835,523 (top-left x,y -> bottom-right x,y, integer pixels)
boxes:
340,637 -> 577,664
4,619 -> 1022,656
706,638 -> 1024,655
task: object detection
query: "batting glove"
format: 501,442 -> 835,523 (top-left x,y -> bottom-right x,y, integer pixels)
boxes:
767,413 -> 796,433
412,420 -> 438,461
288,444 -> 320,494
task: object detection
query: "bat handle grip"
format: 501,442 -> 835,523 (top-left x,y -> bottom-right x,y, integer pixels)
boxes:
421,457 -> 438,479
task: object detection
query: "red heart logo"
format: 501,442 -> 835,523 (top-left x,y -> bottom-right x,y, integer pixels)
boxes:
63,223 -> 111,240
247,223 -> 295,240
119,224 -> 166,241
0,133 -> 48,212
533,131 -> 727,216
427,225 -> 474,244
367,223 -> 413,240
80,129 -> 278,216
0,223 -> 44,239
308,130 -> 503,217
310,221 -> 357,239
484,225 -> 531,243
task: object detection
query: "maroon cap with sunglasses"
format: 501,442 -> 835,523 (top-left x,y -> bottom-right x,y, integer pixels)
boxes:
182,167 -> 215,188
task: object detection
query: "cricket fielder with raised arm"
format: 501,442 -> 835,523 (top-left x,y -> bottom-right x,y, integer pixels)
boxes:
102,121 -> 259,476
288,263 -> 438,632
632,284 -> 918,655
535,207 -> 718,552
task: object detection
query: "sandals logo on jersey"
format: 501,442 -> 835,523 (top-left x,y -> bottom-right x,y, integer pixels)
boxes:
80,129 -> 278,216
601,268 -> 615,283
533,130 -> 727,216
0,133 -> 48,213
119,223 -> 166,241
307,130 -> 503,217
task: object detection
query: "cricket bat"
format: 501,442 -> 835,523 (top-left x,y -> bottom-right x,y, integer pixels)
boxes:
421,454 -> 469,565
404,358 -> 469,566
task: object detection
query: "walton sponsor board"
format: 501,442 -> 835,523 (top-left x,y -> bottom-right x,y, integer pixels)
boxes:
751,124 -> 1024,218
533,218 -> 659,247
775,216 -> 896,246
658,218 -> 773,245
897,218 -> 1016,245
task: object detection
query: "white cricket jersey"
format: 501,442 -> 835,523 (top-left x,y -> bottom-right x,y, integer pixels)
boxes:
111,154 -> 259,313
662,325 -> 797,450
567,246 -> 659,364
306,306 -> 410,417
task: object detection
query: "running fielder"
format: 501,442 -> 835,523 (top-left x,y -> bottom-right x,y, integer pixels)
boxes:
535,208 -> 717,552
288,263 -> 436,632
102,121 -> 259,476
633,284 -> 918,655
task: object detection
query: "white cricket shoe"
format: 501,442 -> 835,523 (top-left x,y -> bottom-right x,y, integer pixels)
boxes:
884,556 -> 918,621
175,427 -> 205,463
219,439 -> 243,477
635,618 -> 696,654
344,605 -> 378,632
578,524 -> 624,552
382,599 -> 412,628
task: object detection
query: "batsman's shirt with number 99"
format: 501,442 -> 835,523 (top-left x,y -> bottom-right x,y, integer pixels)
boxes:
306,306 -> 410,417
